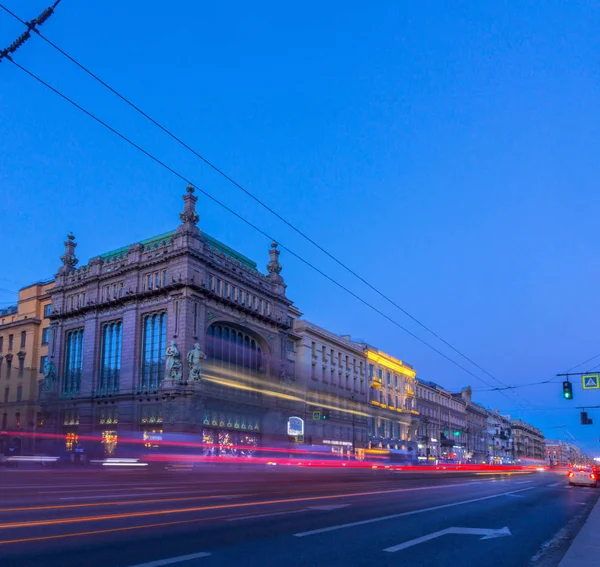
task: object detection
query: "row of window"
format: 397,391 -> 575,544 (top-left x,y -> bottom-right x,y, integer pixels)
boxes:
3,385 -> 23,403
102,281 -> 125,301
311,342 -> 365,373
369,388 -> 412,410
0,331 -> 26,352
368,418 -> 410,440
312,363 -> 365,393
62,313 -> 167,395
67,293 -> 86,310
144,271 -> 168,291
207,274 -> 273,317
369,365 -> 410,391
0,356 -> 25,379
1,412 -> 21,429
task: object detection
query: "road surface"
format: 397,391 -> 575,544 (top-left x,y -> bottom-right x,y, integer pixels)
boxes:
0,467 -> 596,567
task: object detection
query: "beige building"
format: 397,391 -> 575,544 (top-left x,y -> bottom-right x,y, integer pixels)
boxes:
512,419 -> 545,461
0,280 -> 54,455
294,320 -> 368,456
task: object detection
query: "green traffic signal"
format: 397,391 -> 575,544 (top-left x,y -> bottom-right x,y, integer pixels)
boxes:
562,381 -> 573,400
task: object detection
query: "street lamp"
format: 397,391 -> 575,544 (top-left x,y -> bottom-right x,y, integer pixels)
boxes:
350,393 -> 356,458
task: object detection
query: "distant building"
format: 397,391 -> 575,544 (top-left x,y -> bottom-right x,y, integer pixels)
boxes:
511,419 -> 545,461
0,279 -> 54,455
453,387 -> 488,463
415,380 -> 467,462
486,409 -> 513,464
293,321 -> 368,456
546,439 -> 584,466
415,379 -> 441,461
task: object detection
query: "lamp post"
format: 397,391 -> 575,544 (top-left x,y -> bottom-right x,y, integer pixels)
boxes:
351,393 -> 356,458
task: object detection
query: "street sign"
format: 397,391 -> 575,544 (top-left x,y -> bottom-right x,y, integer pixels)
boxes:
287,416 -> 304,436
312,411 -> 321,420
582,374 -> 600,390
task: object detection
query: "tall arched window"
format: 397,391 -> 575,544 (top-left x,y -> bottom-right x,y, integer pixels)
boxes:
64,328 -> 84,395
140,312 -> 166,390
98,321 -> 122,394
206,323 -> 263,373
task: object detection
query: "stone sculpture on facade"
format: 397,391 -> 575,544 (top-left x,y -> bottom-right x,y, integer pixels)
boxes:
165,340 -> 182,382
42,358 -> 57,392
187,343 -> 206,382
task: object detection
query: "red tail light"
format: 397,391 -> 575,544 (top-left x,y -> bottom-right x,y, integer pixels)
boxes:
568,471 -> 574,478
590,473 -> 596,480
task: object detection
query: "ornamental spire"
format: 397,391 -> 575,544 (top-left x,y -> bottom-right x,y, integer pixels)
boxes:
179,184 -> 200,226
267,242 -> 286,296
59,232 -> 78,274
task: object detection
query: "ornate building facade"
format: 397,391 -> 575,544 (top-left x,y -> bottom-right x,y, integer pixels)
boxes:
40,186 -> 302,457
365,347 -> 419,453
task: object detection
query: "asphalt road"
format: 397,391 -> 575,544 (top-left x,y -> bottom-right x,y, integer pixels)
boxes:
0,467 -> 597,567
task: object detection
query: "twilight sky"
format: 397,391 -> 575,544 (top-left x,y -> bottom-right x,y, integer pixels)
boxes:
1,1 -> 599,454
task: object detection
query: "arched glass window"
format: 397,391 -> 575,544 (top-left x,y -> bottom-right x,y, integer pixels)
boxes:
63,328 -> 84,395
206,323 -> 263,373
98,321 -> 122,394
140,312 -> 166,390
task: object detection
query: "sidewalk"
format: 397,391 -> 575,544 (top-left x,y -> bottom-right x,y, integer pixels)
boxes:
559,495 -> 600,566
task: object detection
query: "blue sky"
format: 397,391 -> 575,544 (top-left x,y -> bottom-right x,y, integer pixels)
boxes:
1,1 -> 599,453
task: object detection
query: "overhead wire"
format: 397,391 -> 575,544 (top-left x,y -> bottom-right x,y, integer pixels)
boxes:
1,57 -> 543,414
0,2 -> 540,412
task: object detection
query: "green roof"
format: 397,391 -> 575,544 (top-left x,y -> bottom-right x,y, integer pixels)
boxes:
96,230 -> 257,270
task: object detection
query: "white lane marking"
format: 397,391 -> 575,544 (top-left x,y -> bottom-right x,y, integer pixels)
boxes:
384,526 -> 511,552
547,482 -> 563,487
124,552 -> 211,566
515,480 -> 533,485
294,487 -> 535,537
505,494 -> 524,498
227,503 -> 350,522
226,509 -> 307,522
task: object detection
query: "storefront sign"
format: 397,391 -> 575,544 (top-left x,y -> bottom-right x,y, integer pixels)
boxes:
323,439 -> 352,447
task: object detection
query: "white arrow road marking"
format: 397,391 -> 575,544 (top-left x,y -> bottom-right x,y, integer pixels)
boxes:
294,487 -> 533,537
384,526 -> 512,552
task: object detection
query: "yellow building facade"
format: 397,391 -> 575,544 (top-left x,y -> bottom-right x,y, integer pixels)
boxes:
0,279 -> 54,456
366,347 -> 420,453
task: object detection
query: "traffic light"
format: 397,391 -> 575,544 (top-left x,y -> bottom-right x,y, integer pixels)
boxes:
321,410 -> 329,420
581,412 -> 593,425
563,381 -> 573,400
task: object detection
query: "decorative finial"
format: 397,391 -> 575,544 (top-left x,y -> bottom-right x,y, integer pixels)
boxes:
59,232 -> 78,273
267,241 -> 283,280
179,184 -> 200,226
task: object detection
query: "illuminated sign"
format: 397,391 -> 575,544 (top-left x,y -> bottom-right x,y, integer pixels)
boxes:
287,416 -> 304,436
323,440 -> 353,447
582,374 -> 600,390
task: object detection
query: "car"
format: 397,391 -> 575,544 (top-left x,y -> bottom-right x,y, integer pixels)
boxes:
568,466 -> 598,487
